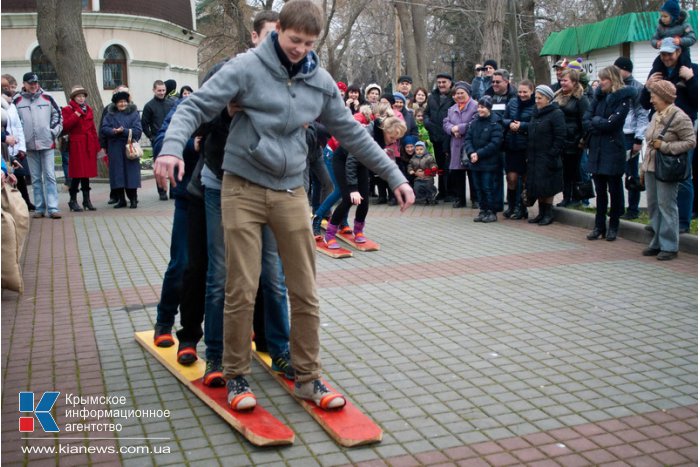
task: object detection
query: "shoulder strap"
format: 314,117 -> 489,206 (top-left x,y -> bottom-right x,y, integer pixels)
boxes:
658,111 -> 677,139
127,128 -> 132,143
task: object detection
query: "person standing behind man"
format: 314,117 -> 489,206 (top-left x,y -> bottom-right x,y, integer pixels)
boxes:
397,75 -> 413,102
639,37 -> 697,234
614,57 -> 649,220
142,80 -> 175,200
471,59 -> 498,100
424,72 -> 455,202
13,72 -> 63,219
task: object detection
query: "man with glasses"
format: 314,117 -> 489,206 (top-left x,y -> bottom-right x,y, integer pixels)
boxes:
471,59 -> 497,100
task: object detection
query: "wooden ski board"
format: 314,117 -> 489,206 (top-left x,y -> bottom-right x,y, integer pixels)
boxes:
335,231 -> 381,252
252,349 -> 383,447
315,236 -> 353,259
134,330 -> 294,447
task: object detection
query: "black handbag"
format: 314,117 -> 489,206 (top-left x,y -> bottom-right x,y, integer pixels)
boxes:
654,113 -> 690,183
573,179 -> 594,200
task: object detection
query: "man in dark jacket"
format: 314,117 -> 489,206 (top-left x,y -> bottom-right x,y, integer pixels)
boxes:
142,79 -> 175,200
640,38 -> 698,233
614,57 -> 649,220
424,72 -> 454,200
485,69 -> 517,211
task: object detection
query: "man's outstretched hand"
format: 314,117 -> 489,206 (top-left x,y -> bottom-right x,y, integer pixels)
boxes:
393,182 -> 415,212
154,155 -> 185,189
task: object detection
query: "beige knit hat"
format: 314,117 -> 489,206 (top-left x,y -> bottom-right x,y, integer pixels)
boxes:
648,80 -> 676,104
69,85 -> 88,100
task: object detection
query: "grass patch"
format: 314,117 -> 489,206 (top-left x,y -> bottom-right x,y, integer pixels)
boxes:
568,204 -> 697,235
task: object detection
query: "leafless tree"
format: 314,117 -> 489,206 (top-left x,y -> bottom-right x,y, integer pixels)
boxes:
36,0 -> 102,130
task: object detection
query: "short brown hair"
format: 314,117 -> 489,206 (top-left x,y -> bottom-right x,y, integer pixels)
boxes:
153,80 -> 165,89
253,10 -> 279,35
518,79 -> 534,91
2,74 -> 17,86
279,0 -> 324,36
560,68 -> 580,84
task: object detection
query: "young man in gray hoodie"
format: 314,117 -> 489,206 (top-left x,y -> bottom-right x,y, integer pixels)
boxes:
156,0 -> 414,412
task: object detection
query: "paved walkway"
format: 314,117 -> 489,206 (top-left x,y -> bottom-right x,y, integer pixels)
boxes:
2,178 -> 696,466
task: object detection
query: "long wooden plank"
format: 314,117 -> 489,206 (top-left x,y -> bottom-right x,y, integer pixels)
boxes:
135,331 -> 294,446
252,349 -> 382,447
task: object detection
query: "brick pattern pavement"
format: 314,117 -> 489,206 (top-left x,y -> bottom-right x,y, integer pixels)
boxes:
1,179 -> 696,466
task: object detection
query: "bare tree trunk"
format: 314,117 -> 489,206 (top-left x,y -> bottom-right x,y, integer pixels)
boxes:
507,0 -> 523,81
36,0 -> 102,130
519,0 -> 550,85
393,0 -> 419,87
481,0 -> 507,66
410,2 -> 429,88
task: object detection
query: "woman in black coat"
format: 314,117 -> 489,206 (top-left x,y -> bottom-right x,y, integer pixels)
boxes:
525,85 -> 567,226
553,69 -> 590,207
101,90 -> 142,208
502,79 -> 536,219
583,66 -> 636,241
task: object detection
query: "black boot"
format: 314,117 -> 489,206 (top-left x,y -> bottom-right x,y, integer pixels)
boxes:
82,188 -> 96,211
127,189 -> 138,209
538,203 -> 554,226
114,190 -> 127,209
68,192 -> 82,212
512,199 -> 528,220
503,189 -> 516,218
528,202 -> 544,224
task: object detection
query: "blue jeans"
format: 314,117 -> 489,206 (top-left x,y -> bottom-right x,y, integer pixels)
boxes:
472,170 -> 497,212
203,187 -> 225,360
204,186 -> 289,360
155,197 -> 189,328
27,149 -> 59,214
314,147 -> 347,225
61,150 -> 70,186
677,151 -> 694,230
623,134 -> 640,216
260,226 -> 290,359
580,149 -> 591,205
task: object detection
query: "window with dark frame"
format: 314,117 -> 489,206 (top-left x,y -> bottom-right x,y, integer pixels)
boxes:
30,47 -> 62,91
103,45 -> 128,90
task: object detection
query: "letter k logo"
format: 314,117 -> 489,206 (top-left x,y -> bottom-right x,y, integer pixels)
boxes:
19,392 -> 60,432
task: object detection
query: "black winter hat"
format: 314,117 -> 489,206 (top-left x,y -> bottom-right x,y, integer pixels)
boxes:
164,79 -> 177,95
483,59 -> 498,69
477,95 -> 492,110
614,56 -> 633,73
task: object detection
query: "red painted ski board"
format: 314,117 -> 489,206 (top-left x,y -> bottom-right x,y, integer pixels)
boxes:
134,330 -> 294,446
315,235 -> 353,258
335,231 -> 381,251
252,349 -> 382,447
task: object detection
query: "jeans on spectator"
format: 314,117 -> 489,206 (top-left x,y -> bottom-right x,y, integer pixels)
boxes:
471,169 -> 497,212
27,149 -> 59,214
677,151 -> 694,230
155,197 -> 189,328
61,150 -> 70,186
203,187 -> 226,361
623,134 -> 640,216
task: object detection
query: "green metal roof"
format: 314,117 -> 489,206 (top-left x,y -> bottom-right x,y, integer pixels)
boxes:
541,11 -> 698,56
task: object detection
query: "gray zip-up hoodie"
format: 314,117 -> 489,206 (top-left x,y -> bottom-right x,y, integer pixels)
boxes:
13,88 -> 62,151
161,33 -> 406,191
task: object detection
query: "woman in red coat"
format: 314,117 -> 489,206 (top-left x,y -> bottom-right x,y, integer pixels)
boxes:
61,85 -> 99,211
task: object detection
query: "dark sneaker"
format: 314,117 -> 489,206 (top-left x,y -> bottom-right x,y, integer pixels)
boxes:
657,251 -> 678,261
482,211 -> 497,223
159,192 -> 168,201
153,325 -> 174,348
311,216 -> 323,236
473,211 -> 486,222
227,376 -> 256,411
32,212 -> 45,219
621,212 -> 638,220
271,351 -> 295,380
294,379 -> 346,410
203,360 -> 225,387
49,212 -> 62,219
177,342 -> 198,366
642,247 -> 661,256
